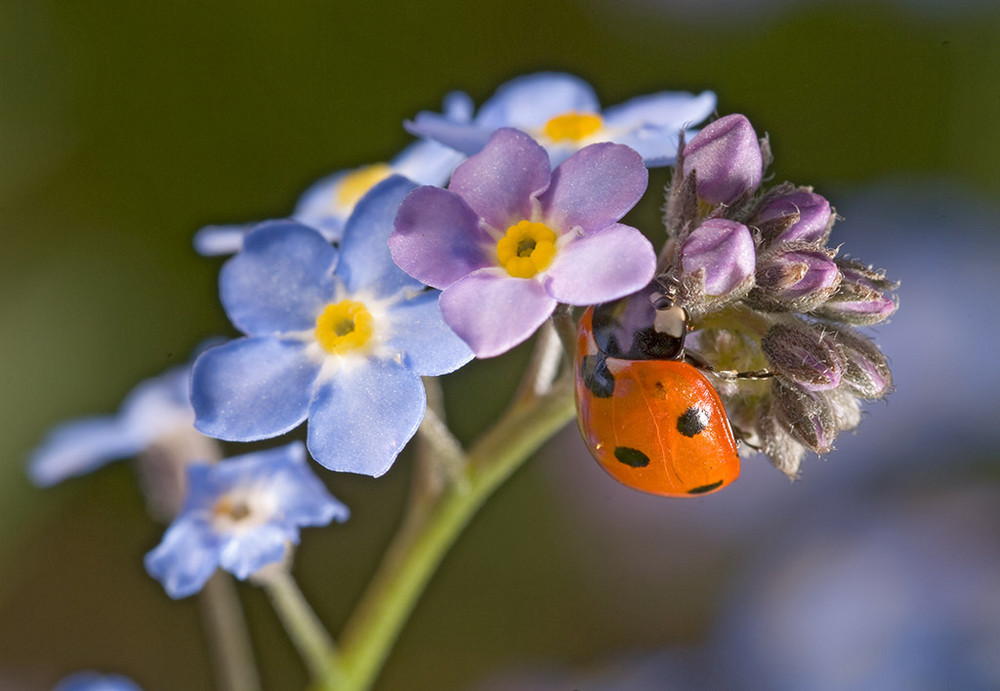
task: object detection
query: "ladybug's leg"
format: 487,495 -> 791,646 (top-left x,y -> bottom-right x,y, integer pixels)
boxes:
682,352 -> 773,381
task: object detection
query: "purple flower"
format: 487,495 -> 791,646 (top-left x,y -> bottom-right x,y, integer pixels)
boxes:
753,245 -> 842,312
682,114 -> 763,205
756,188 -> 832,246
680,218 -> 756,297
144,442 -> 347,599
407,72 -> 717,167
28,365 -> 216,487
191,176 -> 473,476
390,128 -> 657,358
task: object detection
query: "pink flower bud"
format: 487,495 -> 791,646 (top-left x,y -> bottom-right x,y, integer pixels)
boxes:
681,218 -> 756,297
682,114 -> 763,205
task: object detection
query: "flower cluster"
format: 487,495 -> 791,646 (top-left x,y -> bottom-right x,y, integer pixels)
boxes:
659,114 -> 898,476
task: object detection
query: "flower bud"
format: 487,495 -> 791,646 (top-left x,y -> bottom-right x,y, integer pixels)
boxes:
682,114 -> 763,205
680,218 -> 755,298
812,259 -> 898,325
752,244 -> 841,312
772,380 -> 837,454
831,327 -> 893,399
755,188 -> 832,246
762,321 -> 843,391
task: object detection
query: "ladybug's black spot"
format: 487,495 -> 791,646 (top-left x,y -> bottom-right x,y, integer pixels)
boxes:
614,446 -> 650,468
688,480 -> 724,495
581,354 -> 615,398
676,406 -> 709,437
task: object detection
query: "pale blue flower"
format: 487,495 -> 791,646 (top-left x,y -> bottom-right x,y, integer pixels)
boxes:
28,365 -> 209,487
407,72 -> 716,167
145,441 -> 347,599
53,673 -> 142,691
191,176 -> 473,476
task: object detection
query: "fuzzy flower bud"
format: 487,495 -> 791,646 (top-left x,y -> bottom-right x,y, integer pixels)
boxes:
752,244 -> 841,312
772,380 -> 837,454
680,218 -> 756,299
812,258 -> 898,325
682,114 -> 763,205
831,327 -> 893,399
762,321 -> 844,391
756,187 -> 832,246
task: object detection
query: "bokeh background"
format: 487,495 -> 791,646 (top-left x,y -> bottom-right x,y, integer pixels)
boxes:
3,1 -> 999,689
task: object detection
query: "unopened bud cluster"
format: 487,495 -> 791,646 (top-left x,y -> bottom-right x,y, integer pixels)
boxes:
661,114 -> 898,477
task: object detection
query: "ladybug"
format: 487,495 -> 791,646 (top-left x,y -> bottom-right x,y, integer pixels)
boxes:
574,287 -> 739,497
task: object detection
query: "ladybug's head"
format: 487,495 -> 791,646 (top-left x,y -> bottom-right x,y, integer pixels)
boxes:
591,283 -> 689,361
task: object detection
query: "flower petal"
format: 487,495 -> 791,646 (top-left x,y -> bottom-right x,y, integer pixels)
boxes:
28,417 -> 145,487
404,114 -> 494,157
191,338 -> 319,441
218,523 -> 293,580
144,516 -> 220,599
391,139 -> 466,186
544,223 -> 656,305
440,270 -> 556,358
447,128 -> 550,231
475,72 -> 600,129
220,221 -> 337,335
337,176 -> 425,296
538,143 -> 648,233
603,91 -> 717,130
390,186 -> 494,289
383,289 -> 474,376
193,223 -> 254,257
292,169 -> 352,239
307,359 -> 426,477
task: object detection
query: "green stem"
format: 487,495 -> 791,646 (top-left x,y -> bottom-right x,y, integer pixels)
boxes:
199,572 -> 261,691
316,375 -> 577,691
260,566 -> 342,684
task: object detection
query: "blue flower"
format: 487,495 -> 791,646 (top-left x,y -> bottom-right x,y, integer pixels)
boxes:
406,72 -> 717,167
28,365 -> 215,487
191,176 -> 473,476
53,673 -> 142,691
144,441 -> 347,598
193,94 -> 470,256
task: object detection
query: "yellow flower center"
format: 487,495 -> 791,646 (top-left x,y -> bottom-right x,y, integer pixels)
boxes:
314,300 -> 375,354
335,163 -> 393,210
496,220 -> 558,279
543,112 -> 603,142
213,495 -> 251,522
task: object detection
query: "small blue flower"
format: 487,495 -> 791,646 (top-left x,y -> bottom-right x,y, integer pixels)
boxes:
406,72 -> 717,167
194,94 -> 470,256
53,672 -> 143,691
144,441 -> 347,599
28,365 -> 211,487
191,176 -> 473,476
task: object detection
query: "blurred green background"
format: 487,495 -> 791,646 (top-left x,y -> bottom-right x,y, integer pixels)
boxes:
2,1 -> 999,689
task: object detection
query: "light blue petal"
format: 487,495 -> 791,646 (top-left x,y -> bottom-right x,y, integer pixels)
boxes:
307,359 -> 425,477
220,221 -> 337,336
193,223 -> 255,256
218,523 -> 293,580
292,170 -> 351,241
144,516 -> 220,599
384,290 -> 473,376
390,139 -> 465,187
475,72 -> 600,129
337,175 -> 425,297
613,126 -> 686,167
603,90 -> 717,129
404,114 -> 494,157
28,416 -> 145,487
260,443 -> 350,525
118,365 -> 194,441
191,338 -> 320,442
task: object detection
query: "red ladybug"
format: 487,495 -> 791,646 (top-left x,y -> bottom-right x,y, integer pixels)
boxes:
574,290 -> 739,497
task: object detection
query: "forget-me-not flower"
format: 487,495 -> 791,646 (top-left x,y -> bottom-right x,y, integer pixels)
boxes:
145,441 -> 347,599
191,176 -> 473,476
28,365 -> 216,488
390,128 -> 657,358
193,94 -> 470,256
406,72 -> 716,167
